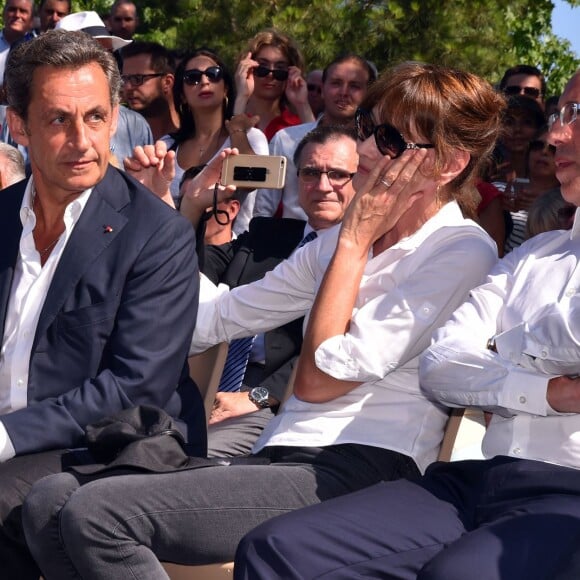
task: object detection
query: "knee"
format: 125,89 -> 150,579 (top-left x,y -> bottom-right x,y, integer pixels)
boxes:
22,473 -> 80,537
235,518 -> 295,579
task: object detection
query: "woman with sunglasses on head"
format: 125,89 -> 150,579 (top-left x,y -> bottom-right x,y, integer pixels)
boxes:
233,28 -> 314,141
162,48 -> 268,231
21,62 -> 504,579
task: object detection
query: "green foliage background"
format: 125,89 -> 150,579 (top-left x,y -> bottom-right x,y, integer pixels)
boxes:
74,0 -> 580,95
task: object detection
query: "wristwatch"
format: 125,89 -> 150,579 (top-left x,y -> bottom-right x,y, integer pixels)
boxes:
248,386 -> 271,408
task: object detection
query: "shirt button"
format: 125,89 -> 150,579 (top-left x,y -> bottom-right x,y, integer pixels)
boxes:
519,395 -> 527,404
540,350 -> 548,359
513,447 -> 521,455
566,288 -> 575,297
16,379 -> 24,387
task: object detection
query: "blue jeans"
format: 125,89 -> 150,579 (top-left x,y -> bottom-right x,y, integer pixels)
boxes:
22,444 -> 418,579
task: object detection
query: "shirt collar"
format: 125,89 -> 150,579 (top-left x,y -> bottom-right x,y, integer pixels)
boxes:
19,177 -> 94,230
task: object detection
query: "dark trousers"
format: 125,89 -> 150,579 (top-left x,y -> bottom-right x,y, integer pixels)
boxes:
0,449 -> 80,580
235,456 -> 580,580
207,407 -> 275,458
22,444 -> 418,579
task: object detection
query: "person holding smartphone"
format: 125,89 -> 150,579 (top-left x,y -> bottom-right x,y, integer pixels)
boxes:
161,48 -> 268,230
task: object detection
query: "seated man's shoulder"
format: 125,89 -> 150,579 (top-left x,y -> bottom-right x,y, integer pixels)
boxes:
248,216 -> 307,244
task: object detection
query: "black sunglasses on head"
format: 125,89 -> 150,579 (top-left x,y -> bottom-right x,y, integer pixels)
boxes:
183,66 -> 223,86
504,85 -> 542,99
529,139 -> 556,154
355,108 -> 434,158
253,65 -> 289,81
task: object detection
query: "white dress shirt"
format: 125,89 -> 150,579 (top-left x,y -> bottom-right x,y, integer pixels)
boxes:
0,179 -> 92,461
420,208 -> 580,469
252,121 -> 318,221
193,201 -> 498,472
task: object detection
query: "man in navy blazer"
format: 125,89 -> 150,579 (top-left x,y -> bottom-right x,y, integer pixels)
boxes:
0,30 -> 204,578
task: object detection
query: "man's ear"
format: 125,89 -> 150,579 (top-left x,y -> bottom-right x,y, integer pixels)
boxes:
6,108 -> 29,148
162,73 -> 174,96
439,149 -> 470,186
228,199 -> 241,221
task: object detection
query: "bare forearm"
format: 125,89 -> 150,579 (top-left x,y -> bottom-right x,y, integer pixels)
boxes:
294,238 -> 367,402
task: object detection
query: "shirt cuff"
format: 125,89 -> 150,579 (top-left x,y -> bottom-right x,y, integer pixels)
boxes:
499,366 -> 552,416
0,422 -> 16,462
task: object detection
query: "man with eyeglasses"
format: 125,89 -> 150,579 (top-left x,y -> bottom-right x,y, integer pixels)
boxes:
254,53 -> 375,221
120,41 -> 179,140
234,70 -> 580,580
197,125 -> 359,457
500,64 -> 546,108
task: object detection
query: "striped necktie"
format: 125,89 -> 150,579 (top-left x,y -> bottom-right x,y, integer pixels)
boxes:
297,230 -> 317,248
218,335 -> 256,392
218,230 -> 318,393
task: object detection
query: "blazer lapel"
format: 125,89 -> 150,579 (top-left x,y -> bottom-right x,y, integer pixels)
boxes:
33,167 -> 130,345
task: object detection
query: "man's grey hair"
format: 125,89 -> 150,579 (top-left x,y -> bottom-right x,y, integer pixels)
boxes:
4,29 -> 122,121
0,143 -> 25,186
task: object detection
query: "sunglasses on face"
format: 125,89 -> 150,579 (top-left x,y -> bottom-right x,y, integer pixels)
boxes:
183,66 -> 223,86
121,73 -> 164,86
504,85 -> 542,99
529,139 -> 556,154
253,65 -> 289,81
355,108 -> 434,158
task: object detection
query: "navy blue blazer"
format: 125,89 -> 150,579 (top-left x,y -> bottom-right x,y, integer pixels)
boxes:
0,166 -> 206,457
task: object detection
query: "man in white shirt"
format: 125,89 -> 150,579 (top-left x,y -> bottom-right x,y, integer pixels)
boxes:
234,69 -> 580,580
0,29 -> 203,579
252,53 -> 376,220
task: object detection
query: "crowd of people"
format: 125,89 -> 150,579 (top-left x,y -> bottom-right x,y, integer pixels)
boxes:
0,1 -> 577,579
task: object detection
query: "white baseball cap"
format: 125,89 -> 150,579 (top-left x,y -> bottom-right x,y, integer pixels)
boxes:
55,11 -> 132,52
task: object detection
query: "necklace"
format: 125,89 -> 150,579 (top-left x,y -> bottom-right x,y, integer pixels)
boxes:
38,235 -> 62,257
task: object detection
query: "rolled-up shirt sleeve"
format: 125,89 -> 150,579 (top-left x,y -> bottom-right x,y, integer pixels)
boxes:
316,228 -> 497,384
190,233 -> 327,354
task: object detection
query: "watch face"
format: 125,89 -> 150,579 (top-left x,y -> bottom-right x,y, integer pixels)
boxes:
249,387 -> 270,407
252,387 -> 269,402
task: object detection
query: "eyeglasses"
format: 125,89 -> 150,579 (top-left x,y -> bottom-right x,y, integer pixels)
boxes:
183,66 -> 223,86
355,108 -> 434,158
297,167 -> 355,186
253,65 -> 289,81
504,85 -> 542,99
529,139 -> 556,154
548,102 -> 579,130
121,73 -> 165,86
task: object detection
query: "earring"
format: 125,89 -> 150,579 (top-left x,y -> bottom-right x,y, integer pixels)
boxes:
224,95 -> 229,109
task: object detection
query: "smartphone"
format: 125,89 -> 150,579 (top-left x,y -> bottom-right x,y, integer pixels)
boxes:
221,155 -> 287,189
